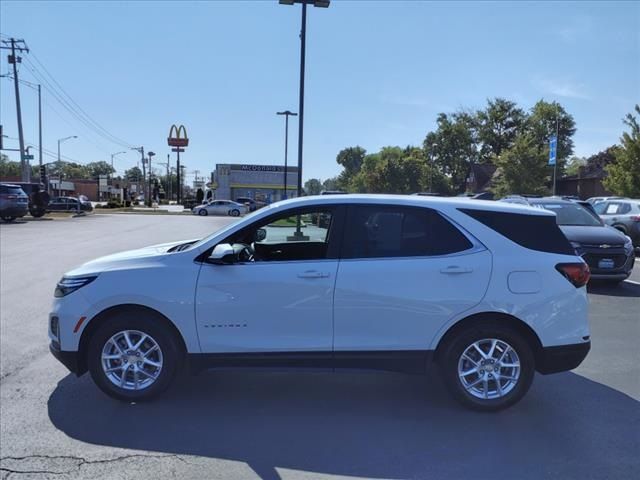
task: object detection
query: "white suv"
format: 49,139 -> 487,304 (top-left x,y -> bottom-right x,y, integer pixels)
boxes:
49,195 -> 591,411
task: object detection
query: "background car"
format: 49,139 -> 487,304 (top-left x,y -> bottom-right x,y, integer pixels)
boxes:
593,199 -> 640,249
235,196 -> 258,212
0,183 -> 29,222
47,196 -> 93,212
192,199 -> 247,217
5,182 -> 49,217
586,196 -> 627,205
529,197 -> 635,283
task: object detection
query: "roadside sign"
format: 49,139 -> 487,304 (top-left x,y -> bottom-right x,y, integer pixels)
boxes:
171,147 -> 185,153
22,154 -> 34,160
548,136 -> 557,166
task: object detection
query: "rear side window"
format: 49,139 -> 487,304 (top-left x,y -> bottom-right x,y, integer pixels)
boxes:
0,185 -> 25,196
342,205 -> 473,259
459,208 -> 574,255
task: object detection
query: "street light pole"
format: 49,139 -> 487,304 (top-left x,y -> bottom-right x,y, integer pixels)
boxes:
279,0 -> 330,197
429,143 -> 438,193
277,110 -> 297,200
148,151 -> 156,205
57,135 -> 77,196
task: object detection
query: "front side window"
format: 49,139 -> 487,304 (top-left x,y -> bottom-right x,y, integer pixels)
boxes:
342,205 -> 472,259
226,208 -> 335,262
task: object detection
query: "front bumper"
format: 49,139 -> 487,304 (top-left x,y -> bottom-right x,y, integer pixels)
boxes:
536,341 -> 591,374
580,247 -> 635,279
49,342 -> 82,376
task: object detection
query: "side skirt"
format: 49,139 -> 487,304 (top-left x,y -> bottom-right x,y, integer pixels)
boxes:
187,350 -> 434,375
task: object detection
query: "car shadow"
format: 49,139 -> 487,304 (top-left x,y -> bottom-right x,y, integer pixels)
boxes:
48,370 -> 639,479
588,281 -> 640,297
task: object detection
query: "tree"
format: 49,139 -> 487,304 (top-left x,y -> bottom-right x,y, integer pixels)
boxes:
196,188 -> 204,204
304,178 -> 322,195
565,156 -> 587,176
526,100 -> 576,175
477,98 -> 527,162
424,112 -> 478,194
604,105 -> 640,197
492,133 -> 550,197
86,161 -> 115,177
0,154 -> 22,177
322,177 -> 340,191
335,146 -> 366,190
124,166 -> 143,182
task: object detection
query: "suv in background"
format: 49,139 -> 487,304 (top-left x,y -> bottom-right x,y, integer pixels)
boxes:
0,183 -> 29,222
235,197 -> 258,212
594,199 -> 640,249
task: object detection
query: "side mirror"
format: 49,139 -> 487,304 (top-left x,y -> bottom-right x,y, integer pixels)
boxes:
255,228 -> 267,242
208,244 -> 236,264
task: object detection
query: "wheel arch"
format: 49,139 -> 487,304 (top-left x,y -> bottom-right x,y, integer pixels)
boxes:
433,312 -> 544,366
76,304 -> 187,375
612,223 -> 628,234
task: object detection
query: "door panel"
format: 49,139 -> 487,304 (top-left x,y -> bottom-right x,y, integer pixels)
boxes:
195,261 -> 338,352
333,250 -> 492,351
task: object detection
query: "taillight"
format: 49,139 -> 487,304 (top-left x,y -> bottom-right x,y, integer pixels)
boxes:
556,263 -> 590,288
630,216 -> 640,222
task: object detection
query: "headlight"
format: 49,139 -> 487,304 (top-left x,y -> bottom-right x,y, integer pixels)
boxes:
54,276 -> 97,298
570,241 -> 583,254
624,235 -> 633,253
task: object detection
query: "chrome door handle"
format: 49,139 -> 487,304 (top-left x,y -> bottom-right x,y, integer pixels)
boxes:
440,266 -> 473,274
297,270 -> 330,279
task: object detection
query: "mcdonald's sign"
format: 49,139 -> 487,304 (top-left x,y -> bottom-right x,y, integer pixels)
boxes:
167,124 -> 189,147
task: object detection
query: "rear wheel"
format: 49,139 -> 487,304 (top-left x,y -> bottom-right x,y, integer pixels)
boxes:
198,209 -> 208,216
439,323 -> 535,411
87,311 -> 182,402
230,209 -> 240,217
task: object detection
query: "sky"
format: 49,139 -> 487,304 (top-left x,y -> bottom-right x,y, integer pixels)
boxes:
1,0 -> 639,186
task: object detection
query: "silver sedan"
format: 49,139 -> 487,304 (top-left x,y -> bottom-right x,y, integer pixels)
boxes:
192,200 -> 248,217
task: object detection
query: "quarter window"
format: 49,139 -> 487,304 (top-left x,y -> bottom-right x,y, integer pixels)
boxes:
342,205 -> 473,259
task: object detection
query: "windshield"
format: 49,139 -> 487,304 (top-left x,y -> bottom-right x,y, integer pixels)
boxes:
186,204 -> 273,251
533,203 -> 602,226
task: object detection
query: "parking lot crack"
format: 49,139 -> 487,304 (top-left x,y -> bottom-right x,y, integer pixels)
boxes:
0,453 -> 191,477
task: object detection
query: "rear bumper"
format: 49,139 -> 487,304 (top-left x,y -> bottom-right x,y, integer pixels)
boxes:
49,342 -> 82,376
0,206 -> 29,217
537,341 -> 591,374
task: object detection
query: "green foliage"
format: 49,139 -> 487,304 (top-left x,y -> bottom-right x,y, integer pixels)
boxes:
196,188 -> 204,204
492,134 -> 550,197
477,98 -> 526,161
526,100 -> 576,174
604,105 -> 640,197
322,177 -> 340,191
565,156 -> 587,176
124,166 -> 143,182
424,112 -> 478,194
304,178 -> 322,195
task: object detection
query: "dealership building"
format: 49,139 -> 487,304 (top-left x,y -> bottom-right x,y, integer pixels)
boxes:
211,163 -> 299,203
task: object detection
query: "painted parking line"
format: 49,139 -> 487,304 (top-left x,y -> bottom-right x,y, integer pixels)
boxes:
623,279 -> 640,286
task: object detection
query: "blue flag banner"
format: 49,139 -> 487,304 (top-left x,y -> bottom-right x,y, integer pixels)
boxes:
549,136 -> 557,166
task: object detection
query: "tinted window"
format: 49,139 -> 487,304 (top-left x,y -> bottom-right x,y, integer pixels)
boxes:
0,185 -> 25,196
227,208 -> 335,262
342,205 -> 472,259
532,202 -> 602,226
460,208 -> 574,255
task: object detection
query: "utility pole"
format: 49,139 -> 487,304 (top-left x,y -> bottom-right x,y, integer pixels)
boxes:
132,147 -> 145,202
148,151 -> 156,205
176,154 -> 181,203
553,103 -> 560,196
38,84 -> 42,179
1,38 -> 30,181
166,154 -> 171,201
277,110 -> 297,200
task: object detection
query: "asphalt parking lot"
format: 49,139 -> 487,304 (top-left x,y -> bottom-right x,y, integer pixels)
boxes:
1,214 -> 639,480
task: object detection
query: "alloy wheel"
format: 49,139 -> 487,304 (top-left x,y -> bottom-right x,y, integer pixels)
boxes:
457,338 -> 521,400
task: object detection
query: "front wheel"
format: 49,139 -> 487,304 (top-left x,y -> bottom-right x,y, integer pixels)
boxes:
87,312 -> 182,402
198,209 -> 208,216
439,324 -> 535,411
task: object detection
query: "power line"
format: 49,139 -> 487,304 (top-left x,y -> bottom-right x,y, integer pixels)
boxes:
27,51 -> 134,148
21,60 -> 130,151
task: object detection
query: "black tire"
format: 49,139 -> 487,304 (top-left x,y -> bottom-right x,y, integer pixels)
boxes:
87,310 -> 183,402
439,322 -> 535,412
198,209 -> 208,216
2,216 -> 16,222
230,209 -> 240,217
